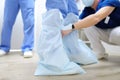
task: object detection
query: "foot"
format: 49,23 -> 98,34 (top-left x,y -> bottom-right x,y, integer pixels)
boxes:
0,49 -> 6,57
23,51 -> 33,58
96,53 -> 108,60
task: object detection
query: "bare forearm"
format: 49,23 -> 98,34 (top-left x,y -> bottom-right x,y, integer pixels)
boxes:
74,14 -> 100,29
73,6 -> 115,30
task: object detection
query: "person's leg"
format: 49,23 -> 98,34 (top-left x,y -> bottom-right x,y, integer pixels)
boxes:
46,0 -> 68,18
84,26 -> 111,59
67,0 -> 79,16
19,0 -> 35,57
0,0 -> 19,56
109,26 -> 120,45
35,9 -> 85,75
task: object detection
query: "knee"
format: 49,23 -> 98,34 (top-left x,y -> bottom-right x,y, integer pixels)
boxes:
109,27 -> 120,44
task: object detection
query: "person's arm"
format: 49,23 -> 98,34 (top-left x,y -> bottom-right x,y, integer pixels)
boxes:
62,6 -> 115,36
74,6 -> 115,29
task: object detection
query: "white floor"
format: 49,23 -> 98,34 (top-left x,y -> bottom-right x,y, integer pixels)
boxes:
0,46 -> 120,80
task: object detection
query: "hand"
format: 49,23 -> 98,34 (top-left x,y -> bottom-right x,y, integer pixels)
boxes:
61,29 -> 72,37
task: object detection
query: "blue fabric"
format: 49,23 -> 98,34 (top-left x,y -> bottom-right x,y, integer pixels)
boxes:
34,9 -> 85,76
46,0 -> 78,18
35,0 -> 98,75
0,0 -> 34,52
80,0 -> 120,29
79,7 -> 95,19
63,13 -> 98,65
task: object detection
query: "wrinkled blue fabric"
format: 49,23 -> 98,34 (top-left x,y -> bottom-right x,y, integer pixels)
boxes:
46,0 -> 79,18
62,13 -> 98,65
34,9 -> 85,76
0,0 -> 34,52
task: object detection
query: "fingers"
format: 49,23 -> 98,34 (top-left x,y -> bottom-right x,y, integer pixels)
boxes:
61,29 -> 72,37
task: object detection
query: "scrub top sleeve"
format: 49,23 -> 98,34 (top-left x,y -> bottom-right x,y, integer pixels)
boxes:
100,0 -> 120,7
79,7 -> 95,19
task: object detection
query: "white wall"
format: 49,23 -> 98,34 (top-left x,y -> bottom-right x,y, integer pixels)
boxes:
0,0 -> 46,51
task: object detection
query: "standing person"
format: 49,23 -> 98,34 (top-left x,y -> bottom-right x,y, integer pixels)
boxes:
34,0 -> 97,76
62,0 -> 120,59
0,0 -> 35,58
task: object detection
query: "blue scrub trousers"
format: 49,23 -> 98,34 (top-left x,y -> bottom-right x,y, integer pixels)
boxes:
46,0 -> 79,18
0,0 -> 35,52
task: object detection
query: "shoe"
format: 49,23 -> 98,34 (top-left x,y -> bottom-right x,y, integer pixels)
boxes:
23,51 -> 33,58
96,53 -> 108,60
0,49 -> 6,57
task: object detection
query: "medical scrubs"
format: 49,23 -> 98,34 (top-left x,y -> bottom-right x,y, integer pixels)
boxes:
46,0 -> 79,18
0,0 -> 35,52
79,0 -> 120,56
35,0 -> 97,75
80,0 -> 120,29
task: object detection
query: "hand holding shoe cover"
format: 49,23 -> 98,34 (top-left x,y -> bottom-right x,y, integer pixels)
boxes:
62,13 -> 98,65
